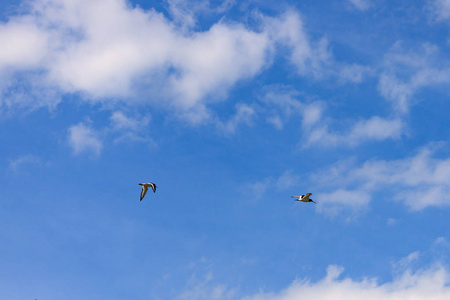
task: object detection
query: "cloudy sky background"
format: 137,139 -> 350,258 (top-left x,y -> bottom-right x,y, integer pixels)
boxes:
2,0 -> 450,299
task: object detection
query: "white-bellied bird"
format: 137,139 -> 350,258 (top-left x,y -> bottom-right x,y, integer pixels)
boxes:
292,193 -> 316,203
139,182 -> 158,201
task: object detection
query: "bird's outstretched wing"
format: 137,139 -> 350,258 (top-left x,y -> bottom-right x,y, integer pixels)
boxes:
291,195 -> 301,198
140,186 -> 148,201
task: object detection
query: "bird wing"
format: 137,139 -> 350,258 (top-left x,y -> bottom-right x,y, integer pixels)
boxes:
291,195 -> 301,198
140,186 -> 148,201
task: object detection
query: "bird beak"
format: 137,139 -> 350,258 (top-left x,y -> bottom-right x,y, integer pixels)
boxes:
311,200 -> 316,204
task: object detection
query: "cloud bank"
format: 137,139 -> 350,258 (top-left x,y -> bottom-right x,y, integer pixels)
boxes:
0,0 -> 374,125
0,0 -> 339,121
177,260 -> 450,300
242,264 -> 450,300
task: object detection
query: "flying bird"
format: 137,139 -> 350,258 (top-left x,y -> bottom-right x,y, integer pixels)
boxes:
139,182 -> 158,201
292,193 -> 316,204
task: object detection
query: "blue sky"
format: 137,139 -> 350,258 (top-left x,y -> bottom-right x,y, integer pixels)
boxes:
2,0 -> 450,299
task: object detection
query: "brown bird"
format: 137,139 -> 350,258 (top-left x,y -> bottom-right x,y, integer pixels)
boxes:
292,193 -> 316,203
139,182 -> 158,201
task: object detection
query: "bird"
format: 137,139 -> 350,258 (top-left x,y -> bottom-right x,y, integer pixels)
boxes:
139,182 -> 158,201
292,193 -> 316,203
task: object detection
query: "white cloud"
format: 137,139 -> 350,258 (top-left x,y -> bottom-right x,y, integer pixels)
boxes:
263,12 -> 371,82
393,251 -> 421,274
387,218 -> 397,226
265,12 -> 333,79
347,0 -> 371,11
167,0 -> 235,30
258,86 -> 324,131
259,87 -> 402,148
348,116 -> 403,141
430,0 -> 450,22
300,102 -> 323,128
0,0 -> 274,121
338,64 -> 372,83
258,87 -> 303,130
216,103 -> 256,134
242,264 -> 450,300
9,155 -> 44,171
262,88 -> 323,127
109,110 -> 153,143
245,178 -> 272,201
110,110 -> 145,131
0,19 -> 49,70
264,12 -> 333,79
276,170 -> 300,190
312,145 -> 450,211
315,189 -> 371,217
435,237 -> 449,245
267,115 -> 283,130
378,43 -> 450,113
166,0 -> 207,30
0,0 -> 376,127
167,23 -> 270,109
175,242 -> 450,300
305,116 -> 404,148
68,122 -> 102,156
178,272 -> 237,300
244,170 -> 300,201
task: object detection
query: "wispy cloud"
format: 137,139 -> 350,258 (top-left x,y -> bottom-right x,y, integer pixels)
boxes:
378,42 -> 450,113
178,271 -> 237,300
167,0 -> 235,30
304,116 -> 404,148
244,170 -> 300,201
259,86 -> 403,148
258,86 -> 303,130
109,110 -> 152,143
174,240 -> 450,300
430,0 -> 450,22
338,63 -> 373,83
242,264 -> 450,300
312,145 -> 450,211
9,154 -> 44,172
215,103 -> 256,135
315,189 -> 371,217
68,122 -> 102,156
347,0 -> 371,11
275,170 -> 301,190
175,254 -> 450,300
264,11 -> 332,79
265,11 -> 371,82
